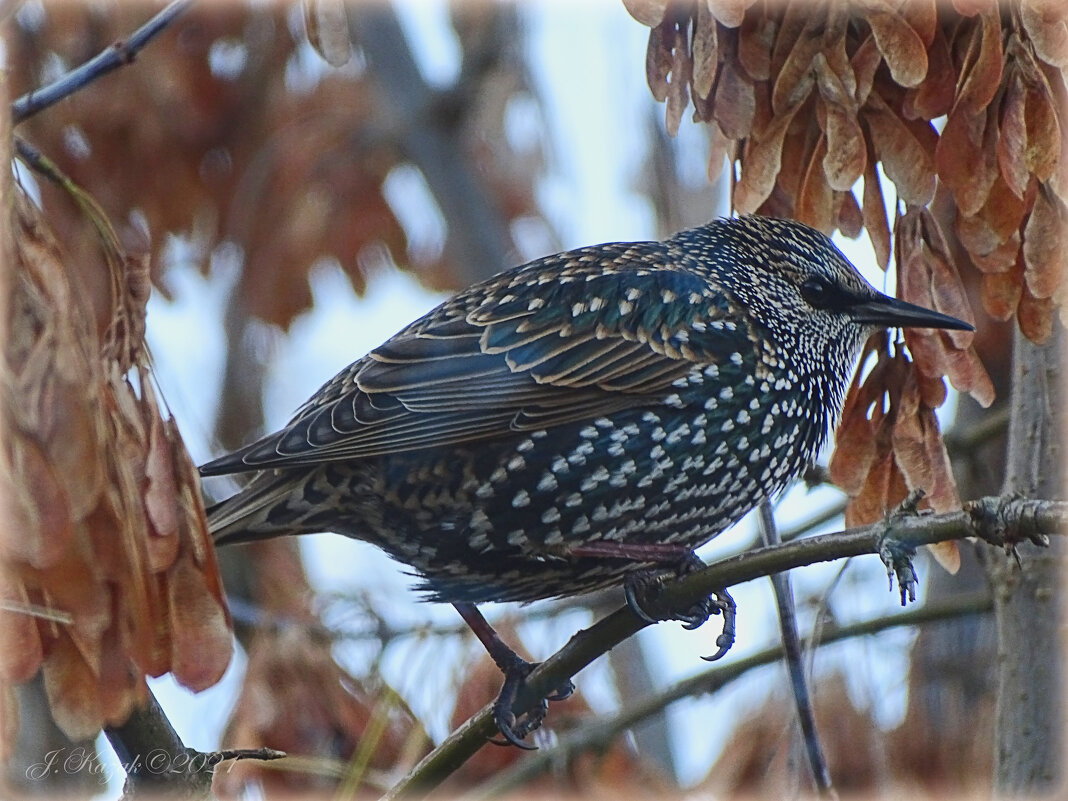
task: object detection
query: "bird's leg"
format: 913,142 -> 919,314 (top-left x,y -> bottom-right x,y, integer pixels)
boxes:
452,602 -> 574,749
567,542 -> 737,660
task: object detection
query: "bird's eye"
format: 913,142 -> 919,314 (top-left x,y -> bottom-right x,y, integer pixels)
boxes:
800,275 -> 834,309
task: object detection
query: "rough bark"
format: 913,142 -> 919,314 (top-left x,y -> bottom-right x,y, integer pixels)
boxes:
989,323 -> 1065,796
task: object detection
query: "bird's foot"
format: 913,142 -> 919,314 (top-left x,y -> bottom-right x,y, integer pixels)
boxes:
621,551 -> 737,661
452,602 -> 574,748
878,490 -> 924,606
878,535 -> 918,606
488,653 -> 574,749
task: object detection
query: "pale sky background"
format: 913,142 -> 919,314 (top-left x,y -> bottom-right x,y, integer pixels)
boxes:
116,1 -> 936,792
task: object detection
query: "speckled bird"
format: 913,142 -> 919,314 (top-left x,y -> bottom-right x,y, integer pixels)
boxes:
201,215 -> 971,744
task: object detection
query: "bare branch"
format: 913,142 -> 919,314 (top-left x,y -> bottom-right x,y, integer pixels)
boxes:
471,592 -> 994,798
758,500 -> 836,798
104,689 -> 212,798
11,0 -> 194,125
384,496 -> 1066,800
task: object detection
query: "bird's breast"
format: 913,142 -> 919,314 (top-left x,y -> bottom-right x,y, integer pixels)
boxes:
372,364 -> 824,566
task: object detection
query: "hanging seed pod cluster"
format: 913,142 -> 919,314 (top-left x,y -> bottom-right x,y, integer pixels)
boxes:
0,182 -> 232,747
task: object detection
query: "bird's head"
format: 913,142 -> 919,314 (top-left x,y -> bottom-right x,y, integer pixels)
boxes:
682,216 -> 973,363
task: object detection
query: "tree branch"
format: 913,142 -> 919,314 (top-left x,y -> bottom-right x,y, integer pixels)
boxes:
346,1 -> 516,286
104,688 -> 285,798
11,0 -> 193,125
758,500 -> 835,798
383,496 -> 1066,800
470,592 -> 994,798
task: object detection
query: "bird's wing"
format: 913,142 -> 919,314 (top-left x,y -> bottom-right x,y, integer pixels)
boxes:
199,252 -> 753,475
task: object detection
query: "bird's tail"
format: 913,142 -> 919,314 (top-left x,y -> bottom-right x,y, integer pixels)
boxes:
206,471 -> 308,546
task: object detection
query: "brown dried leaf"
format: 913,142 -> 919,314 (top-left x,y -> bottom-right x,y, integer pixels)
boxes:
734,93 -> 798,213
845,450 -> 909,529
957,10 -> 1004,112
96,614 -> 145,728
737,8 -> 774,81
864,93 -> 936,205
903,25 -> 956,120
773,115 -> 816,213
1024,82 -> 1063,183
897,211 -> 993,407
890,370 -> 929,494
142,389 -> 179,547
974,177 -> 1030,258
169,421 -> 216,570
165,553 -> 233,691
919,408 -> 961,513
956,210 -> 1003,259
646,21 -> 674,102
900,0 -> 938,47
624,0 -> 669,27
798,134 -> 834,234
837,190 -> 864,239
771,18 -> 821,115
868,9 -> 929,88
830,340 -> 890,494
666,23 -> 692,136
936,101 -> 999,216
715,57 -> 756,139
928,541 -> 962,574
41,631 -> 103,741
1,437 -> 72,568
1017,282 -> 1056,343
707,125 -> 732,178
813,50 -> 865,191
951,0 -> 995,16
1021,0 -> 1068,70
917,371 -> 948,409
692,3 -> 719,100
981,265 -> 1024,319
971,231 -> 1021,274
862,139 -> 892,270
830,396 -> 879,496
851,34 -> 882,107
822,103 -> 866,192
1022,188 -> 1068,299
998,70 -> 1031,198
939,341 -> 996,407
302,0 -> 352,67
708,0 -> 752,28
0,570 -> 45,683
892,369 -> 962,526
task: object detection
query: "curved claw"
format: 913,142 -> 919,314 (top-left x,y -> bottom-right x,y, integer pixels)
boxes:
547,679 -> 575,702
623,573 -> 661,625
624,561 -> 739,661
489,708 -> 539,750
488,657 -> 574,748
701,632 -> 735,662
700,589 -> 737,661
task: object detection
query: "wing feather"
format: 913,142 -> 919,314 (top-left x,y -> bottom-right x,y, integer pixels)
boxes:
199,254 -> 752,476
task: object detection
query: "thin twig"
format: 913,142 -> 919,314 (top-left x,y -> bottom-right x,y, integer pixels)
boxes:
210,747 -> 287,765
759,500 -> 836,799
11,0 -> 194,125
382,496 -> 1066,800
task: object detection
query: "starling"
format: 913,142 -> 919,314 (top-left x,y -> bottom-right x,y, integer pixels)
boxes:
201,215 -> 972,746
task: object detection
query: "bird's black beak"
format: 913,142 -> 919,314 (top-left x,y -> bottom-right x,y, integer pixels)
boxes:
850,292 -> 974,331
